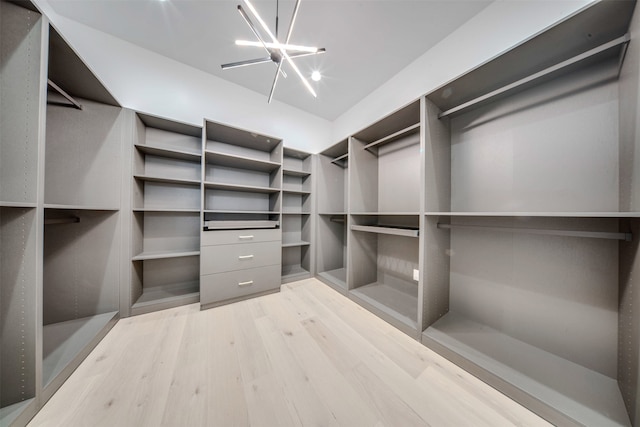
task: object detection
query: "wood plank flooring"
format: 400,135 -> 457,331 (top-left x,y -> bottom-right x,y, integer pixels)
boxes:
28,279 -> 551,427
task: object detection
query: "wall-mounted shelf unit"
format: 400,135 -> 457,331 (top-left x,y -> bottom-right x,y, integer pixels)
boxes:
420,2 -> 639,426
1,1 -> 45,424
130,113 -> 202,316
200,121 -> 282,309
316,140 -> 349,293
281,148 -> 314,283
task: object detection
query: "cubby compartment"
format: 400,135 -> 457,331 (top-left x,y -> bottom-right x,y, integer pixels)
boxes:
130,113 -> 202,315
0,0 -> 44,208
42,209 -> 119,390
349,214 -> 420,336
420,2 -> 639,425
203,120 -> 282,230
0,207 -> 38,425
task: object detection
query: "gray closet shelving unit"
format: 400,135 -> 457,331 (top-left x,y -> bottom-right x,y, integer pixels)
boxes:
281,147 -> 314,283
200,120 -> 283,309
419,1 -> 640,426
129,113 -> 203,316
316,139 -> 348,293
348,100 -> 424,338
1,1 -> 124,424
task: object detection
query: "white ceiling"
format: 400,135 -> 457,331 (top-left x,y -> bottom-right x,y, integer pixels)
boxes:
47,0 -> 493,121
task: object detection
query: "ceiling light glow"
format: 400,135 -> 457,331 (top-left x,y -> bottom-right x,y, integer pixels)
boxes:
311,71 -> 321,81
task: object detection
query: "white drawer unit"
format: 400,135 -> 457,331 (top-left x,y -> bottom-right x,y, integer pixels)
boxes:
201,228 -> 279,246
200,265 -> 281,308
201,241 -> 281,275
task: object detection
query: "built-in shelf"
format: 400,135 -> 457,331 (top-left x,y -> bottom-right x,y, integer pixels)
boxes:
281,264 -> 310,279
204,209 -> 280,215
350,282 -> 418,334
318,268 -> 347,290
437,223 -> 631,241
283,189 -> 311,195
134,175 -> 200,186
363,122 -> 420,151
0,201 -> 37,208
283,168 -> 311,177
426,211 -> 640,218
135,144 -> 201,162
282,240 -> 311,248
204,220 -> 279,230
282,212 -> 311,215
203,181 -> 280,193
351,212 -> 420,216
42,312 -> 118,387
131,250 -> 200,261
0,399 -> 35,427
205,150 -> 281,172
351,224 -> 419,238
423,312 -> 631,427
133,208 -> 200,213
331,152 -> 348,167
132,281 -> 199,309
44,204 -> 119,211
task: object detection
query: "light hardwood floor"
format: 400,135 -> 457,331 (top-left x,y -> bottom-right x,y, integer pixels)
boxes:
29,279 -> 551,426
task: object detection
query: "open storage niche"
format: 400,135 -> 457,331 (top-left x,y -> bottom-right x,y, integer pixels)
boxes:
281,147 -> 313,283
203,120 -> 282,228
421,2 -> 639,426
349,214 -> 420,337
316,139 -> 348,292
0,207 -> 38,426
1,0 -> 44,208
130,113 -> 202,315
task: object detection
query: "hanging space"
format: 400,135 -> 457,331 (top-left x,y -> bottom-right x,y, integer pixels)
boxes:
348,100 -> 424,338
316,139 -> 348,293
421,1 -> 639,425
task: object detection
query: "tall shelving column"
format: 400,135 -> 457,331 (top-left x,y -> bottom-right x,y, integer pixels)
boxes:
0,1 -> 46,425
41,25 -> 123,403
281,147 -> 314,283
347,100 -> 424,338
420,2 -> 639,426
129,113 -> 202,316
200,120 -> 282,309
316,139 -> 348,293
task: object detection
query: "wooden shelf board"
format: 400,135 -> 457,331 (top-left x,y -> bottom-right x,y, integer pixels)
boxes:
132,250 -> 200,261
350,281 -> 418,332
425,211 -> 640,218
205,120 -> 281,152
318,268 -> 347,290
282,240 -> 311,248
205,210 -> 279,214
42,312 -> 118,387
319,212 -> 347,216
136,113 -> 202,137
321,139 -> 348,159
44,204 -> 119,211
281,263 -> 311,279
134,175 -> 200,186
283,168 -> 311,177
0,201 -> 37,208
135,144 -> 201,162
205,150 -> 280,172
282,211 -> 311,215
351,212 -> 420,216
282,189 -> 311,195
351,224 -> 419,238
204,181 -> 280,194
423,312 -> 631,427
133,281 -> 199,308
0,399 -> 34,427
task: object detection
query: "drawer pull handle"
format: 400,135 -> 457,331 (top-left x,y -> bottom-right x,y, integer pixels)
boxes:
238,280 -> 254,287
238,255 -> 254,260
239,235 -> 254,240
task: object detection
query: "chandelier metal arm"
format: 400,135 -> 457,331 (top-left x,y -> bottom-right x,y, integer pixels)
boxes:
237,5 -> 287,78
221,57 -> 272,70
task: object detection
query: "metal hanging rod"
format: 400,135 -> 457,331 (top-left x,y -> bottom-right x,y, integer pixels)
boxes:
438,33 -> 630,119
331,152 -> 348,167
437,223 -> 631,241
47,79 -> 83,110
363,123 -> 420,152
330,216 -> 345,223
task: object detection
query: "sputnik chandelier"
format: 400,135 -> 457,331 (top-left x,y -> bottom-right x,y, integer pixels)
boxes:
221,0 -> 326,103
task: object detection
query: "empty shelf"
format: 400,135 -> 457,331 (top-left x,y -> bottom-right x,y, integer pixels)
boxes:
205,210 -> 279,214
350,281 -> 418,332
132,281 -> 199,308
0,399 -> 34,427
318,268 -> 347,290
426,211 -> 640,218
204,181 -> 280,194
205,151 -> 280,172
283,168 -> 311,177
351,224 -> 419,237
43,312 -> 118,387
134,208 -> 201,213
422,312 -> 631,427
0,201 -> 37,208
351,212 -> 420,216
134,175 -> 200,186
282,189 -> 311,195
282,264 -> 311,280
282,211 -> 311,215
132,250 -> 200,261
135,144 -> 201,161
282,240 -> 311,248
44,204 -> 119,211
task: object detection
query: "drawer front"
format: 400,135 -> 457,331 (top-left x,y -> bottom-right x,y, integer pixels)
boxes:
201,264 -> 280,304
201,228 -> 280,246
201,241 -> 281,275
